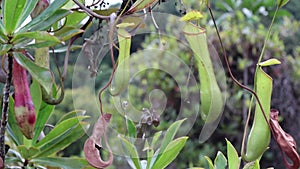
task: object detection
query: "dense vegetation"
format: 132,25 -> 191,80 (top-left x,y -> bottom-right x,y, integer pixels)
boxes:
0,0 -> 299,168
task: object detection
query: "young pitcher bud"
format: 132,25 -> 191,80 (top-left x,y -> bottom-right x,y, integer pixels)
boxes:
13,59 -> 36,139
31,0 -> 49,18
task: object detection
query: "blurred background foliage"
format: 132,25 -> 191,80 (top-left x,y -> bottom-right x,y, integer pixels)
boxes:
48,0 -> 300,168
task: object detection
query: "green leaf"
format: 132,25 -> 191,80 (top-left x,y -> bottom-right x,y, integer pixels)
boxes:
57,110 -> 86,124
31,102 -> 54,146
18,0 -> 39,25
152,137 -> 188,169
278,0 -> 289,8
35,116 -> 88,147
32,9 -> 71,31
11,31 -> 61,44
0,20 -> 8,42
226,139 -> 240,169
17,145 -> 40,160
23,41 -> 60,48
205,156 -> 214,169
151,131 -> 162,148
94,8 -> 119,16
31,157 -> 90,169
119,135 -> 141,169
3,0 -> 27,34
258,58 -> 281,67
52,45 -> 82,53
127,0 -> 158,13
14,53 -> 53,94
64,11 -> 88,27
150,119 -> 185,168
126,117 -> 136,139
7,97 -> 24,146
214,151 -> 227,169
180,10 -> 204,21
116,22 -> 135,28
34,122 -> 88,158
54,27 -> 84,41
30,79 -> 42,114
243,160 -> 260,169
144,140 -> 153,169
20,0 -> 69,32
183,22 -> 223,142
0,44 -> 12,55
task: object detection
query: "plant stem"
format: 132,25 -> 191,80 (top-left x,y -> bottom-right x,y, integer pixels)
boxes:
256,6 -> 279,64
0,53 -> 13,164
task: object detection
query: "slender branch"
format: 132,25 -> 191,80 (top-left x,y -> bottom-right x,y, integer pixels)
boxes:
72,0 -> 110,19
0,53 -> 13,165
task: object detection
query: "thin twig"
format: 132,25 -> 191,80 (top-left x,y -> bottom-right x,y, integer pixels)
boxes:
0,53 -> 13,165
72,0 -> 110,19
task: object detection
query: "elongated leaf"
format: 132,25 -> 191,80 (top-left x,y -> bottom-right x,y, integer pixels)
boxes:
20,0 -> 69,32
18,0 -> 39,26
32,157 -> 90,169
52,45 -> 82,53
126,117 -> 136,139
24,41 -> 60,49
127,0 -> 158,13
0,44 -> 12,55
94,8 -> 119,16
11,31 -> 61,44
111,28 -> 131,95
14,53 -> 53,94
151,131 -> 162,148
119,135 -> 141,169
30,79 -> 42,114
243,160 -> 260,169
150,119 -> 185,168
57,110 -> 86,124
152,137 -> 188,169
278,0 -> 289,8
214,151 -> 227,169
144,140 -> 153,169
17,145 -> 39,160
34,122 -> 88,158
7,97 -> 24,146
226,139 -> 240,169
0,20 -> 8,42
32,9 -> 71,31
35,116 -> 88,147
183,22 -> 223,142
31,102 -> 54,145
64,11 -> 88,27
205,156 -> 214,169
54,27 -> 84,41
3,0 -> 27,34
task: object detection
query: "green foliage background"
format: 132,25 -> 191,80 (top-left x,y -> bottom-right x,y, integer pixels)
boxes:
45,0 -> 300,168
